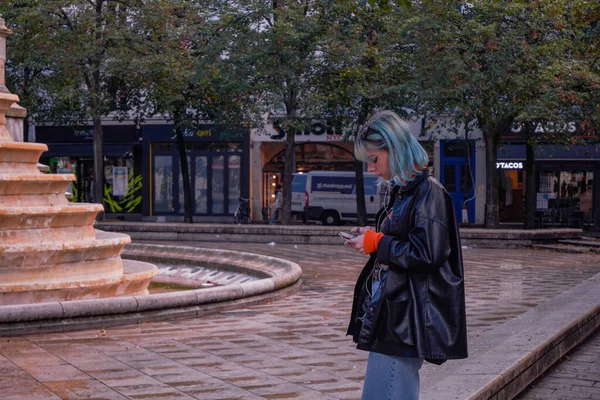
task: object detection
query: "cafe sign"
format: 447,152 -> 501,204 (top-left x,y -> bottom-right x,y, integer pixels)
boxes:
496,162 -> 524,170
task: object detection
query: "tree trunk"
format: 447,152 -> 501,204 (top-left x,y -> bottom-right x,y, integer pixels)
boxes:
354,112 -> 369,226
355,161 -> 367,226
281,125 -> 295,224
524,140 -> 537,229
484,132 -> 500,228
92,115 -> 104,220
175,126 -> 193,223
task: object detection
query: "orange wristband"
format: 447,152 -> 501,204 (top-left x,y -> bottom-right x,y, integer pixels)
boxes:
363,229 -> 384,254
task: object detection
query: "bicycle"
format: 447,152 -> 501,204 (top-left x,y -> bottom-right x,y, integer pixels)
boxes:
233,197 -> 250,224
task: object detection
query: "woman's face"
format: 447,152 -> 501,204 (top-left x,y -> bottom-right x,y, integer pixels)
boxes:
366,148 -> 391,180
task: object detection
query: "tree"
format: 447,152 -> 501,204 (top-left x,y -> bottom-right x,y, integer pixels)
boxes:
408,0 -> 599,228
209,0 -> 344,224
130,1 -> 216,223
314,1 -> 414,225
3,1 -> 158,218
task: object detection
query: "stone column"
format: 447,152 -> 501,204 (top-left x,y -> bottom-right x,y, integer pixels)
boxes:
7,103 -> 26,142
0,15 -> 20,142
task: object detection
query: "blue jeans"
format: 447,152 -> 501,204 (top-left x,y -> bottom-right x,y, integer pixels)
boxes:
361,267 -> 423,400
361,352 -> 424,400
269,209 -> 279,224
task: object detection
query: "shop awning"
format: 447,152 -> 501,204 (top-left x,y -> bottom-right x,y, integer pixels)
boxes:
40,143 -> 135,158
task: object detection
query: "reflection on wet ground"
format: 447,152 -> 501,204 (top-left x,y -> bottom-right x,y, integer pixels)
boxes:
0,243 -> 598,400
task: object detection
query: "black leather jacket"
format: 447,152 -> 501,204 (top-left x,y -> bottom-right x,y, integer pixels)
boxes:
347,172 -> 468,363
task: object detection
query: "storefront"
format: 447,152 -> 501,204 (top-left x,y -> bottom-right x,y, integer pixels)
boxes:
497,144 -> 599,228
35,124 -> 142,215
261,141 -> 357,220
495,160 -> 526,222
251,120 -> 434,222
141,124 -> 250,221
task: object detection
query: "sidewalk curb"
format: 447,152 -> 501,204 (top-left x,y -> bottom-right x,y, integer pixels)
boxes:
96,221 -> 583,248
421,273 -> 600,400
0,244 -> 302,336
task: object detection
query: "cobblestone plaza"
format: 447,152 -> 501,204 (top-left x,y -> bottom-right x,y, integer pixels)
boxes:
0,243 -> 598,399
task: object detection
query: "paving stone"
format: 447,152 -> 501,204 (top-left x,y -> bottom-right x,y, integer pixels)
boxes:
1,243 -> 600,400
21,363 -> 90,382
517,329 -> 600,400
44,379 -> 131,399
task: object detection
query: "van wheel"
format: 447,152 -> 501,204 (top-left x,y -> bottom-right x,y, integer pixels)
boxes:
321,211 -> 340,226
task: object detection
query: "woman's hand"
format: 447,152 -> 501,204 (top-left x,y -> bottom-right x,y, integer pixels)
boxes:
346,233 -> 367,255
350,226 -> 372,235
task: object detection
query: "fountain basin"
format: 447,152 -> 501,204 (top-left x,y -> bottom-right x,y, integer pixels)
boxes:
0,204 -> 104,229
0,142 -> 49,174
0,244 -> 302,335
0,174 -> 74,193
0,259 -> 157,305
0,204 -> 104,244
0,231 -> 131,267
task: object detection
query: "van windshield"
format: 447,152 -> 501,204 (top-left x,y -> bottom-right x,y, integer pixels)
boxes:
292,174 -> 307,192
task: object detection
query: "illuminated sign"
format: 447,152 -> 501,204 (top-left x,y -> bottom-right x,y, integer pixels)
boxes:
496,162 -> 523,169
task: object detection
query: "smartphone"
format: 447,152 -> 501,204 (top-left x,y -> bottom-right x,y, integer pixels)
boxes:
339,231 -> 357,241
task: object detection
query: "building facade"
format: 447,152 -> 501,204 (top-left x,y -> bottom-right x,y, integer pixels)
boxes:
248,119 -> 483,224
141,123 -> 250,222
36,123 -> 142,214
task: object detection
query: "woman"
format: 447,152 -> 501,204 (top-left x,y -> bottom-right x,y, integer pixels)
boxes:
346,111 -> 468,400
270,184 -> 283,224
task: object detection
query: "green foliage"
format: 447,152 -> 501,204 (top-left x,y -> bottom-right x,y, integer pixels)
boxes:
101,170 -> 143,213
3,1 -> 160,124
409,0 -> 599,141
313,1 -> 415,135
3,0 -> 598,226
103,183 -> 122,212
121,169 -> 143,213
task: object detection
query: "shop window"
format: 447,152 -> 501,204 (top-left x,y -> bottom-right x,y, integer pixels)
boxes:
500,170 -> 525,221
49,157 -> 77,197
177,156 -> 192,213
557,170 -> 593,215
228,155 -> 241,214
195,156 -> 208,213
212,155 -> 224,213
228,143 -> 243,152
444,142 -> 469,158
154,155 -> 174,212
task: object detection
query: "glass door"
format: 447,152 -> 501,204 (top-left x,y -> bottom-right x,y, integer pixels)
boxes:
153,155 -> 174,213
440,141 -> 476,223
211,155 -> 225,214
195,156 -> 208,214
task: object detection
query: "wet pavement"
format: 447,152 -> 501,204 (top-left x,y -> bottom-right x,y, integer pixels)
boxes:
516,330 -> 600,400
0,242 -> 599,399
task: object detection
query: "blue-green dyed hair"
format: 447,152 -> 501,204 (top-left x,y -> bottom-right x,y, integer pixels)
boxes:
354,110 -> 429,187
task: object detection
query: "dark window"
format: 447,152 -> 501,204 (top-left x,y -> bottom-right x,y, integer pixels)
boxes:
460,165 -> 473,193
444,142 -> 469,158
154,143 -> 175,152
228,143 -> 243,152
444,165 -> 457,192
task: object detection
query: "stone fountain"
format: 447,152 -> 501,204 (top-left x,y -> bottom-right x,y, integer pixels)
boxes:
0,16 -> 157,306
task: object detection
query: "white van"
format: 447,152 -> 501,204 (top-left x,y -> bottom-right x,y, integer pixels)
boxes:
291,171 -> 381,225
